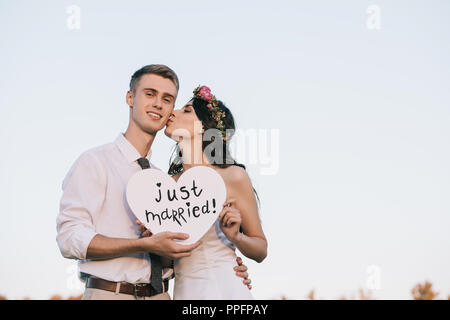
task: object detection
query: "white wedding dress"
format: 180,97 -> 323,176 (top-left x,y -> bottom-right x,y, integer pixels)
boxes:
173,219 -> 254,300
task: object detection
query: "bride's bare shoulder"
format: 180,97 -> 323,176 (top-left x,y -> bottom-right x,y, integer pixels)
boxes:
216,165 -> 249,184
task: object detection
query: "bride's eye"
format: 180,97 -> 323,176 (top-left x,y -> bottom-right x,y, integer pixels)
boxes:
184,108 -> 191,113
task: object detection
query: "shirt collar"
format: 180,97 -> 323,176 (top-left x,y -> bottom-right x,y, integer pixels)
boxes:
115,133 -> 152,164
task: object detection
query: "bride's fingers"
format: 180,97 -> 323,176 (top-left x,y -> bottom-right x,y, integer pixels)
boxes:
224,215 -> 237,227
223,211 -> 241,226
219,209 -> 238,226
243,278 -> 251,285
221,208 -> 237,222
236,257 -> 243,266
225,217 -> 240,227
223,198 -> 236,207
218,207 -> 232,221
223,214 -> 231,226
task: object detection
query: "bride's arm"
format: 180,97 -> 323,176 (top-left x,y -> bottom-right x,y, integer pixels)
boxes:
220,167 -> 268,263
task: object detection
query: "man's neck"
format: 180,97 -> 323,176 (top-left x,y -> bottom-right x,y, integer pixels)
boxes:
124,126 -> 156,157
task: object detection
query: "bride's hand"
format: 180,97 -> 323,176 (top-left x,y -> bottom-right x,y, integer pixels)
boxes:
218,199 -> 242,244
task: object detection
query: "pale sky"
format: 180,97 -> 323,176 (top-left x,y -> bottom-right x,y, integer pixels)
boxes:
0,0 -> 449,300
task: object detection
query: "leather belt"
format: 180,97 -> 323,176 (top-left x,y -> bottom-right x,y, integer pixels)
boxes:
86,276 -> 169,298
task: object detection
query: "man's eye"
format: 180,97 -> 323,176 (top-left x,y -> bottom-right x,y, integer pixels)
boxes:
146,93 -> 153,96
164,99 -> 171,103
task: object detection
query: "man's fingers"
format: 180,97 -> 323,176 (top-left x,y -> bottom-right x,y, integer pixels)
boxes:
172,252 -> 192,259
136,221 -> 153,235
175,241 -> 202,253
234,264 -> 247,272
244,279 -> 252,285
236,257 -> 243,265
136,220 -> 145,232
168,232 -> 190,240
141,230 -> 152,237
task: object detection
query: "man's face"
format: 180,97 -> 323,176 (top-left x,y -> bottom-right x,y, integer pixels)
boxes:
126,74 -> 177,135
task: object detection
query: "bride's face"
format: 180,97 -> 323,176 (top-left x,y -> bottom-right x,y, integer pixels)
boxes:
164,100 -> 203,141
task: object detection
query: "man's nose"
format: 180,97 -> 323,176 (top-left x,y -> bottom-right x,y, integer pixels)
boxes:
152,96 -> 163,109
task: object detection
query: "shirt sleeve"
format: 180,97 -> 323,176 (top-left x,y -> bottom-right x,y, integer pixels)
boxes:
56,151 -> 107,260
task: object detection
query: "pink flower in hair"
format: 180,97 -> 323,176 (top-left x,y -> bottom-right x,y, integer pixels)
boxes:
199,86 -> 211,97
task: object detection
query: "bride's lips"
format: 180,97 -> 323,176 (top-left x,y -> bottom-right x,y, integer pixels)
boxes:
166,114 -> 175,125
147,111 -> 162,120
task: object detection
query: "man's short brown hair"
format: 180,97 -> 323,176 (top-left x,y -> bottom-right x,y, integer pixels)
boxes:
129,64 -> 179,94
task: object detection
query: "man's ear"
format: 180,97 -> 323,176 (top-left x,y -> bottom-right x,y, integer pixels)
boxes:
126,90 -> 134,108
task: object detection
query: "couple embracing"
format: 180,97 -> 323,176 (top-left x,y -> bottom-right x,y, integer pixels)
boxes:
56,64 -> 268,300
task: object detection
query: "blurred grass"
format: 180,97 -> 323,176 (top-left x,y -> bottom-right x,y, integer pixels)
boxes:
0,280 -> 449,300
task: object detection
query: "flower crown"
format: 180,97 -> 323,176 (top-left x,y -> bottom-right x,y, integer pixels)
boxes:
193,85 -> 227,140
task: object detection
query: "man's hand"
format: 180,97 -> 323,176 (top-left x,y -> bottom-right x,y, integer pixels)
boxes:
136,220 -> 201,259
234,256 -> 252,290
137,220 -> 153,237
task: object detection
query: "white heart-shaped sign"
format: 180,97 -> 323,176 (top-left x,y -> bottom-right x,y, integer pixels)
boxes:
126,166 -> 227,244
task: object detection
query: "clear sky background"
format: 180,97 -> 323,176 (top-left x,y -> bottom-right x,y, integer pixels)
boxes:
0,0 -> 449,300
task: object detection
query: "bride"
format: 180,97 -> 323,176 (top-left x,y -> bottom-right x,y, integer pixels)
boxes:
143,85 -> 267,299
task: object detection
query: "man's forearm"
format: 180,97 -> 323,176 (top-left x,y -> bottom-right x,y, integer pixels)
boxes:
86,234 -> 145,259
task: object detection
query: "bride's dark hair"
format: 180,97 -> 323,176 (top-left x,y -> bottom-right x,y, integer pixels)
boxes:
167,96 -> 260,203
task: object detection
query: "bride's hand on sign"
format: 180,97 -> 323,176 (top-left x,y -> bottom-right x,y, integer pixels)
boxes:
219,198 -> 242,244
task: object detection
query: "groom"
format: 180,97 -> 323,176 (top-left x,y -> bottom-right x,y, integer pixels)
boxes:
56,64 -> 251,300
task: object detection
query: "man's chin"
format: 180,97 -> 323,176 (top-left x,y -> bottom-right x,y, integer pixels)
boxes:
141,125 -> 162,136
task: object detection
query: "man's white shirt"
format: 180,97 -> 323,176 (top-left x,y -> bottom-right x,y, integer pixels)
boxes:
56,133 -> 161,284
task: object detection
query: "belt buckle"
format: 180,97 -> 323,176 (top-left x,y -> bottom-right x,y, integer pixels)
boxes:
133,283 -> 147,299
